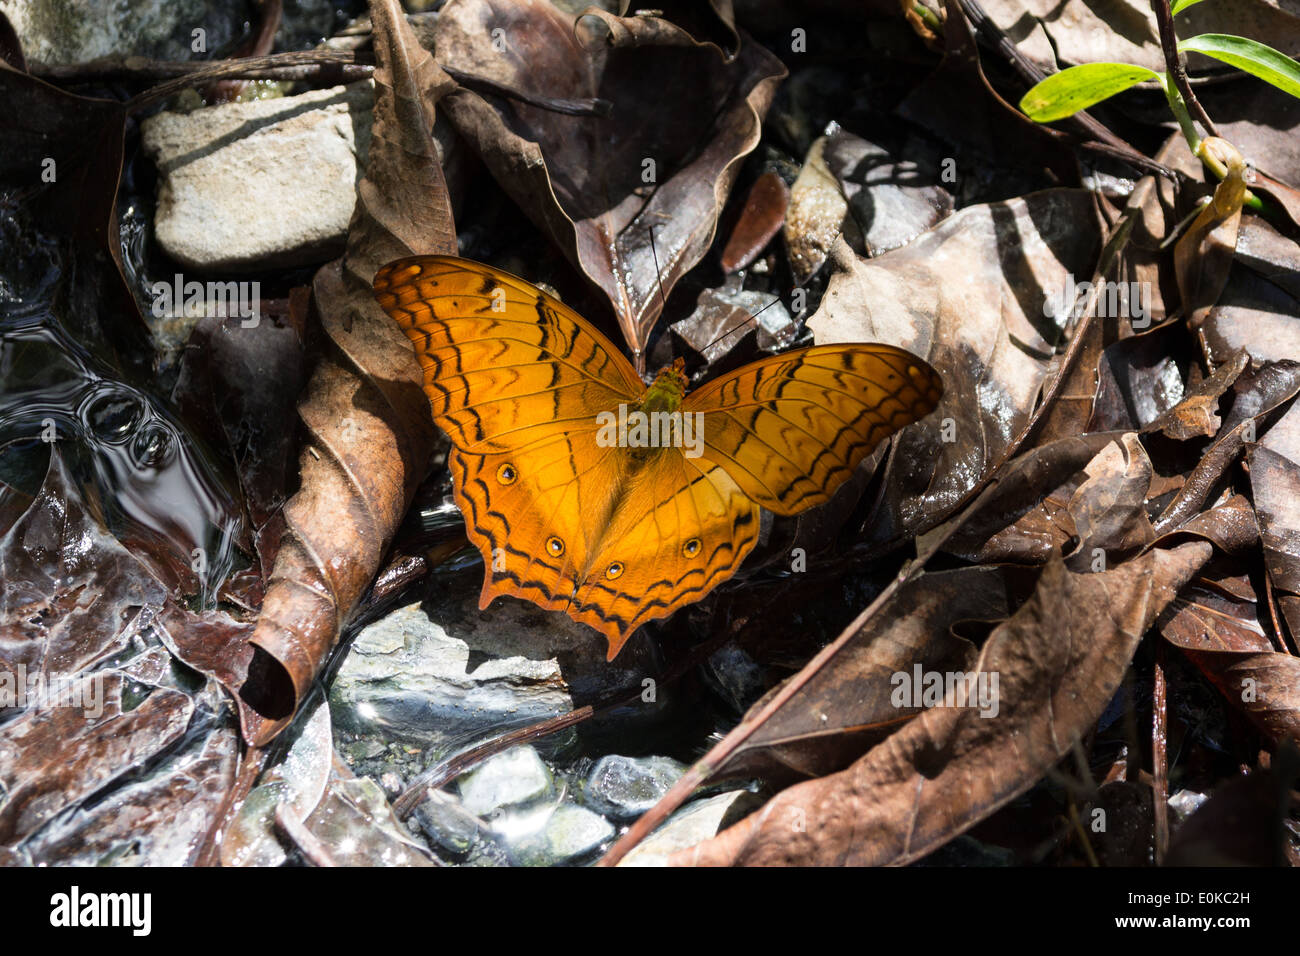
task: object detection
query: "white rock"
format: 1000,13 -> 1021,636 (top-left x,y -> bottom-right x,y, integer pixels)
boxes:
619,790 -> 764,866
142,82 -> 374,271
509,804 -> 615,866
457,746 -> 554,817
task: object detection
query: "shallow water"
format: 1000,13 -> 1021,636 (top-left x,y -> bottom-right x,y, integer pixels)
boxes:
0,199 -> 245,603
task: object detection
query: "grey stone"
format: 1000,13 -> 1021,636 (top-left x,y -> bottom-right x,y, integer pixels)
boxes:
457,746 -> 554,817
619,790 -> 765,866
6,0 -> 244,66
509,804 -> 615,866
142,83 -> 374,271
414,790 -> 485,857
329,593 -> 661,754
584,754 -> 686,820
704,643 -> 769,713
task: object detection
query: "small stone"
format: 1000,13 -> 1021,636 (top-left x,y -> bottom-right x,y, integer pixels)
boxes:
8,0 -> 245,66
705,643 -> 769,713
457,746 -> 554,817
510,804 -> 615,866
414,791 -> 484,857
584,755 -> 686,820
1168,788 -> 1208,825
619,790 -> 765,866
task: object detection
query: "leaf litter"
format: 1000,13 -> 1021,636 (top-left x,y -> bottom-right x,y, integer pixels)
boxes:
1,0 -> 1299,868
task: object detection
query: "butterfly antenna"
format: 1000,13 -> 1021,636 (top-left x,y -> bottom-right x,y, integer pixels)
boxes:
696,292 -> 785,358
647,225 -> 670,314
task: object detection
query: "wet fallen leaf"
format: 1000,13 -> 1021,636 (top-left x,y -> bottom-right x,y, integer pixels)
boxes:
807,189 -> 1104,542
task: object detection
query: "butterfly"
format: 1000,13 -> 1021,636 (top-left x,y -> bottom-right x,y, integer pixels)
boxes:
373,256 -> 942,660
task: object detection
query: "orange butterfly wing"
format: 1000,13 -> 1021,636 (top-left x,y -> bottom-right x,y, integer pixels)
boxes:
684,345 -> 944,515
374,256 -> 942,660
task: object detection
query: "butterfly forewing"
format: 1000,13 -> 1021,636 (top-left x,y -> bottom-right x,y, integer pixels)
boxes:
374,256 -> 643,452
684,345 -> 944,515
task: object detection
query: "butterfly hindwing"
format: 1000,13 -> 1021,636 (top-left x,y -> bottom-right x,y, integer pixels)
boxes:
575,456 -> 761,659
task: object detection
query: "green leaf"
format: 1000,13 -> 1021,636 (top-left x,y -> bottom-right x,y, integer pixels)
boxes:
1170,0 -> 1206,15
1180,34 -> 1300,100
1019,63 -> 1163,122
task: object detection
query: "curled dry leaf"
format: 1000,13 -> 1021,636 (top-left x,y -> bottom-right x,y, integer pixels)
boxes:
720,170 -> 789,273
1176,138 -> 1249,330
808,189 -> 1104,542
242,0 -> 457,745
433,0 -> 786,370
672,541 -> 1211,866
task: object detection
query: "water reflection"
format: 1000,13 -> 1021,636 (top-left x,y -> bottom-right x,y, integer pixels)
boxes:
0,205 -> 245,605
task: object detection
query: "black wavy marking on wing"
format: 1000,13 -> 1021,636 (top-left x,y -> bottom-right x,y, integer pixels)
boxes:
693,347 -> 942,513
376,261 -> 641,448
454,448 -> 576,606
570,464 -> 760,636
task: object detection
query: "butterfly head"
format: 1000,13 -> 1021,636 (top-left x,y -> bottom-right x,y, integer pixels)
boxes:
640,357 -> 689,414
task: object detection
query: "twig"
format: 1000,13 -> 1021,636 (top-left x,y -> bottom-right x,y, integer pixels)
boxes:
1150,0 -> 1219,137
120,52 -> 372,111
1152,643 -> 1170,864
37,48 -> 613,118
950,0 -> 1177,180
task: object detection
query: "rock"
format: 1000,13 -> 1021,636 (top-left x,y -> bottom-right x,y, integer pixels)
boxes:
329,590 -> 663,755
509,804 -> 615,866
619,789 -> 765,866
142,83 -> 373,271
704,643 -> 769,714
1169,788 -> 1208,825
413,790 -> 485,857
669,279 -> 797,366
457,746 -> 554,817
583,755 -> 686,820
784,133 -> 847,285
6,0 -> 245,66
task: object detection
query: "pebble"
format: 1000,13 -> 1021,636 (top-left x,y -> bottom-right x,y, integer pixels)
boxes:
457,746 -> 555,817
619,789 -> 765,866
583,754 -> 686,820
508,804 -> 615,866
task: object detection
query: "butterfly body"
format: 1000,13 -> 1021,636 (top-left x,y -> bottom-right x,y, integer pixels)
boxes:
373,256 -> 942,659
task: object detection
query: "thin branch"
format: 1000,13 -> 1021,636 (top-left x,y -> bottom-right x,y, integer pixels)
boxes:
1150,0 -> 1220,137
36,50 -> 612,118
951,0 -> 1178,181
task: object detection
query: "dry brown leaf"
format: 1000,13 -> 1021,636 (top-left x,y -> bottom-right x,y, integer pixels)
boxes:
241,0 -> 457,745
672,541 -> 1211,865
433,0 -> 785,371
